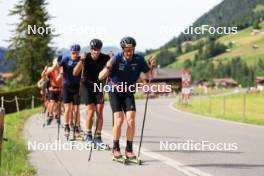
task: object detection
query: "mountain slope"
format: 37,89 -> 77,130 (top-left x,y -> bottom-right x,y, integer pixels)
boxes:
58,46 -> 121,56
162,0 -> 264,49
167,22 -> 264,69
193,0 -> 264,28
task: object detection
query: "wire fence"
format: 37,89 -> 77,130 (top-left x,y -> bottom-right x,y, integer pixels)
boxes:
178,92 -> 264,124
0,95 -> 43,114
0,94 -> 43,173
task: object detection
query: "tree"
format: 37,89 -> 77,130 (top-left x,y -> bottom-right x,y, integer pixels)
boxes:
176,44 -> 183,55
5,0 -> 54,86
156,49 -> 176,67
252,19 -> 260,29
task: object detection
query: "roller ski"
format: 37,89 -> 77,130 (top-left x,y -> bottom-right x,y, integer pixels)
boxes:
94,135 -> 110,151
70,126 -> 84,141
124,151 -> 141,165
112,149 -> 126,165
64,124 -> 70,141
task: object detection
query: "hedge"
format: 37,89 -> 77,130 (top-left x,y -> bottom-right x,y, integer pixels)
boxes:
0,86 -> 42,114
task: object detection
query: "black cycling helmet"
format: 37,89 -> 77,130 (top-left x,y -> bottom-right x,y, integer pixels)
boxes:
70,44 -> 81,52
120,36 -> 136,49
90,39 -> 103,49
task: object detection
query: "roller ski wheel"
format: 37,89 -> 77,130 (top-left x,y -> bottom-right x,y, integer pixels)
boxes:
112,150 -> 126,165
73,134 -> 85,141
124,152 -> 141,165
112,156 -> 126,165
124,156 -> 141,165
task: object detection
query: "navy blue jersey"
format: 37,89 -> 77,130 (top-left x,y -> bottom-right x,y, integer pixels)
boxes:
60,56 -> 81,86
109,53 -> 149,85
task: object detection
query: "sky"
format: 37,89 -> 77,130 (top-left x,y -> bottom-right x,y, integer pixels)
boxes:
0,0 -> 223,51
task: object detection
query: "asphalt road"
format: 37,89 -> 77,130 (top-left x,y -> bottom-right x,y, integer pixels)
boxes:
24,98 -> 264,176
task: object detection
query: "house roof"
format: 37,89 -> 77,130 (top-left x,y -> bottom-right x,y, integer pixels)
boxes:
0,72 -> 14,79
141,68 -> 181,81
256,76 -> 264,83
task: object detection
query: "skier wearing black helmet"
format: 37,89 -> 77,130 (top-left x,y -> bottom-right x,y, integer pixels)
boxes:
73,39 -> 111,150
99,36 -> 156,163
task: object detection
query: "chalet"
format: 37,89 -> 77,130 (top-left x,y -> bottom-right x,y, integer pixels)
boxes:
0,72 -> 14,87
256,77 -> 264,91
141,68 -> 182,94
212,78 -> 237,88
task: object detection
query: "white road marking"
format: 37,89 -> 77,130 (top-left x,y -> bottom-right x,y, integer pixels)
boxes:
80,108 -> 213,176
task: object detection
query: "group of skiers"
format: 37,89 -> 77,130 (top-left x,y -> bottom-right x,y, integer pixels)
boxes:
38,36 -> 156,162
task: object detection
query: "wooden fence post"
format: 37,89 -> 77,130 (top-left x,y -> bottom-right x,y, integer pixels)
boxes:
15,96 -> 19,113
31,96 -> 35,109
0,108 -> 5,167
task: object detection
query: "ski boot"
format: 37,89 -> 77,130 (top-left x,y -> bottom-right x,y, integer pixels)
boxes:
45,115 -> 53,126
85,133 -> 93,149
70,122 -> 74,131
112,149 -> 126,164
124,151 -> 141,165
55,115 -> 60,124
74,126 -> 84,141
64,124 -> 70,141
94,136 -> 110,151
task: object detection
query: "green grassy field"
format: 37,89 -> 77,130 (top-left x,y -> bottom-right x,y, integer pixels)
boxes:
193,87 -> 236,95
167,50 -> 197,69
0,107 -> 42,176
145,47 -> 177,60
254,4 -> 264,12
175,92 -> 264,126
215,23 -> 264,65
164,22 -> 264,69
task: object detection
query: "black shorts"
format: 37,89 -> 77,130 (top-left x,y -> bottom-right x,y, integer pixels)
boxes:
49,91 -> 60,102
45,89 -> 50,100
109,92 -> 136,113
62,84 -> 80,105
82,83 -> 104,105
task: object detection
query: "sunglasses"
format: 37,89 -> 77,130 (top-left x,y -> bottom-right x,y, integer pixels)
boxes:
71,51 -> 79,55
123,48 -> 134,52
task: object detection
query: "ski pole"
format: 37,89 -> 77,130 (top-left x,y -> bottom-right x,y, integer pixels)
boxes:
88,77 -> 109,162
57,95 -> 62,140
138,68 -> 153,159
88,111 -> 97,162
71,59 -> 85,142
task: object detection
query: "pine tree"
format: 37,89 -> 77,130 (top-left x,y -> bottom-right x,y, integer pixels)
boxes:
5,0 -> 54,86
